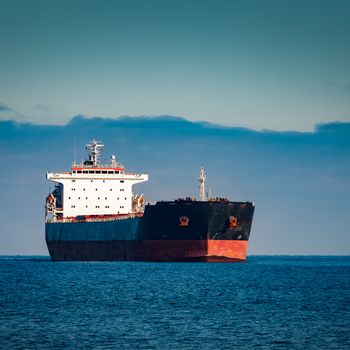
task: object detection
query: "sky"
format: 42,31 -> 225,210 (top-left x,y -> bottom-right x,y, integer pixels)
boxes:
0,0 -> 350,130
0,0 -> 349,255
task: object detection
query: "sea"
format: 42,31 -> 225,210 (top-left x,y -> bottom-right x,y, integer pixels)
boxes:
0,256 -> 349,349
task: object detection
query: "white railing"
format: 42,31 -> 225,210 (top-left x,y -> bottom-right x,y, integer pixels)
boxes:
45,212 -> 143,224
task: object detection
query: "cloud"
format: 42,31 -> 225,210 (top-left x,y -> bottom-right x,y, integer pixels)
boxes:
0,102 -> 12,112
33,104 -> 53,112
325,81 -> 350,92
315,121 -> 350,134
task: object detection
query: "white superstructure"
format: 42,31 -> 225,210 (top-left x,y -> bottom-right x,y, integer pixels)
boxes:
46,140 -> 148,220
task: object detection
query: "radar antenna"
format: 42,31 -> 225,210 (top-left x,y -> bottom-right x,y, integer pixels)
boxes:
199,165 -> 207,201
85,139 -> 104,166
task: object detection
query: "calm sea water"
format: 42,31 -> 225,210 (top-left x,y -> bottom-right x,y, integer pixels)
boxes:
0,256 -> 349,349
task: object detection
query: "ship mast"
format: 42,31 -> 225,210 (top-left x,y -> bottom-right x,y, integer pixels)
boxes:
85,139 -> 104,166
199,165 -> 207,201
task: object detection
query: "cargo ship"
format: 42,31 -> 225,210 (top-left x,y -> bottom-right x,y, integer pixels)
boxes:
45,140 -> 255,262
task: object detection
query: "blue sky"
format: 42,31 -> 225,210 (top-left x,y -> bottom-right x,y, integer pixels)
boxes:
0,0 -> 350,130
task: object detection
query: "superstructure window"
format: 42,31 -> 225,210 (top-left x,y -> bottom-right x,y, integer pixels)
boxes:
105,205 -> 110,208
91,180 -> 93,182
108,171 -> 113,174
83,170 -> 88,174
72,180 -> 76,182
77,171 -> 82,174
102,171 -> 107,174
71,205 -> 75,208
110,189 -> 113,191
95,206 -> 100,208
96,171 -> 101,174
120,180 -> 124,183
120,189 -> 124,191
115,171 -> 119,174
120,206 -> 124,209
88,170 -> 94,174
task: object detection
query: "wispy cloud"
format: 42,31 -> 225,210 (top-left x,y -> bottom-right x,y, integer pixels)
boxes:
326,81 -> 350,92
0,102 -> 12,112
33,104 -> 53,112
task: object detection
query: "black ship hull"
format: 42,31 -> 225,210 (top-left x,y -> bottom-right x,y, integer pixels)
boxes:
46,201 -> 255,262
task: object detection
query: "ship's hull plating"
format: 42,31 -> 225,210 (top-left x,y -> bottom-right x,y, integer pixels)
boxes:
46,240 -> 248,262
46,201 -> 254,262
